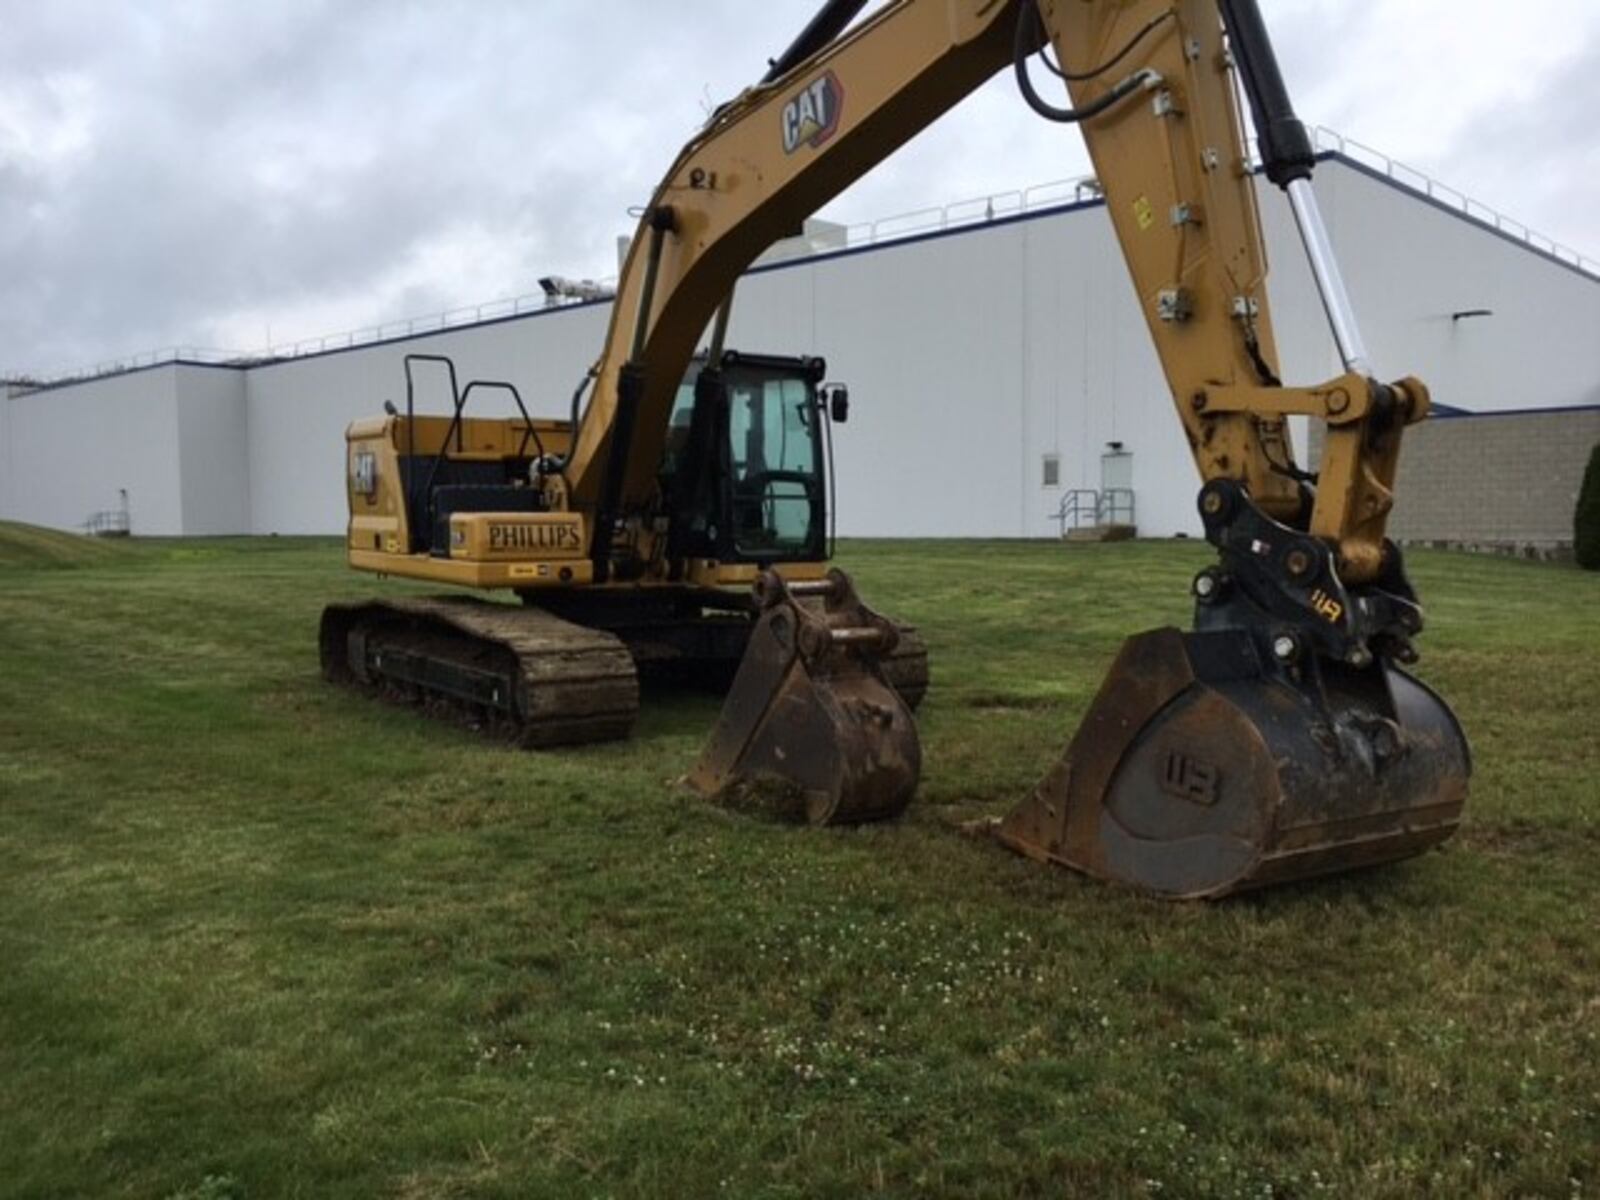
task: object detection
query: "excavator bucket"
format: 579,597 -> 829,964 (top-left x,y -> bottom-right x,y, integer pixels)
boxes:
994,627 -> 1469,899
687,569 -> 920,825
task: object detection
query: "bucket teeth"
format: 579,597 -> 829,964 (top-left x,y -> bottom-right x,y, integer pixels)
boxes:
687,569 -> 921,825
994,627 -> 1470,899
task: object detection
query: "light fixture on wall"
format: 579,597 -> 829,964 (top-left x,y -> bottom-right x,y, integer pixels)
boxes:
539,276 -> 617,306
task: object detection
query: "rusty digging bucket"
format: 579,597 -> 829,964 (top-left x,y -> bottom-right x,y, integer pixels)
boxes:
687,569 -> 921,825
993,627 -> 1470,899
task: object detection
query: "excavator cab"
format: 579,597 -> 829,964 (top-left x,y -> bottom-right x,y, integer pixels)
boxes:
658,352 -> 833,568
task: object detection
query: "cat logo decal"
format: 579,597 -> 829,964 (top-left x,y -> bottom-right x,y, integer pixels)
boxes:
782,71 -> 843,154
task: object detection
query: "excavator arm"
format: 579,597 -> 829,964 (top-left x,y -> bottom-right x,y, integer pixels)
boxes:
1036,0 -> 1430,666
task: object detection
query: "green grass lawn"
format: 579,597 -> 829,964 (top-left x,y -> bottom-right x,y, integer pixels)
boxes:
1,522 -> 1597,1199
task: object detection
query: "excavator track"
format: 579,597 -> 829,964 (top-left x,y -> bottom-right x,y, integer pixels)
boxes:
322,593 -> 926,754
320,597 -> 639,748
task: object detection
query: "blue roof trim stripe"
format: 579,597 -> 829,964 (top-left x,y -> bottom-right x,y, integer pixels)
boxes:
746,193 -> 1110,273
1431,402 -> 1600,421
15,357 -> 247,396
203,150 -> 1600,374
732,149 -> 1597,286
232,297 -> 616,373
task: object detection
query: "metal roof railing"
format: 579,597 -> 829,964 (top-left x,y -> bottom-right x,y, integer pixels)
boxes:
16,345 -> 255,388
7,292 -> 607,387
1302,127 -> 1599,278
254,290 -> 593,362
838,177 -> 1105,247
11,127 -> 1594,388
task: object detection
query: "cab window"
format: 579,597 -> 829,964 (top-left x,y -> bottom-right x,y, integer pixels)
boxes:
727,372 -> 821,556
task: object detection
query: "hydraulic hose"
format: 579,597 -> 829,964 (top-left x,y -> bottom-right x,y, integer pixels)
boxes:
1013,1 -> 1160,125
568,371 -> 593,440
1218,0 -> 1315,188
762,0 -> 870,83
1041,9 -> 1175,82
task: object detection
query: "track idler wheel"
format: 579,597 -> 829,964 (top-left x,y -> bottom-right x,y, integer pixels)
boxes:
687,569 -> 921,825
994,627 -> 1469,899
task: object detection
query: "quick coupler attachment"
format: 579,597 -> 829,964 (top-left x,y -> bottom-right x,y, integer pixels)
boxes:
994,626 -> 1469,899
687,568 -> 921,825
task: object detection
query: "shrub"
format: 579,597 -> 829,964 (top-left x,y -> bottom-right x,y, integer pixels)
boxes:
1576,443 -> 1600,570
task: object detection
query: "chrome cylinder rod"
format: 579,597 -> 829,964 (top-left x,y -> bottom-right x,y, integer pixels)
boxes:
708,283 -> 737,362
1286,177 -> 1372,377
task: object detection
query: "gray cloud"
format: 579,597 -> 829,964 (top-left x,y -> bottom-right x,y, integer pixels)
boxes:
1,0 -> 1595,375
1431,32 -> 1600,262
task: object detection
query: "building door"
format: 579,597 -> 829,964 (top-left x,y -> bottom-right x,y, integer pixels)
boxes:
1100,442 -> 1134,528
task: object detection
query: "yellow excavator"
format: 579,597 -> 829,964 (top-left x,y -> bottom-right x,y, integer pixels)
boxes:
323,0 -> 1470,896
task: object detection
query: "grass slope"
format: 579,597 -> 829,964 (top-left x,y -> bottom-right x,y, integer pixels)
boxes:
0,520 -> 129,570
0,538 -> 1596,1198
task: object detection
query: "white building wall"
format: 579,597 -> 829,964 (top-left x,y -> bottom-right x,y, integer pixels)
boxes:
729,217 -> 1032,537
3,156 -> 1596,540
1314,163 -> 1600,413
729,199 -> 1216,538
175,367 -> 250,535
1017,204 -> 1198,539
0,366 -> 184,535
721,159 -> 1599,539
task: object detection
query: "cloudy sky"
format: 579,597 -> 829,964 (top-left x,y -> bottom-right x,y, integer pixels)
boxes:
1,0 -> 1596,376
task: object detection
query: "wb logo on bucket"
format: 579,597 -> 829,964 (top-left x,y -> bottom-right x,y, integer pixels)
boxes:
781,72 -> 843,154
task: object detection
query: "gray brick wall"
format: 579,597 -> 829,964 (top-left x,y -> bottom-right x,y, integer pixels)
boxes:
1309,408 -> 1600,556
